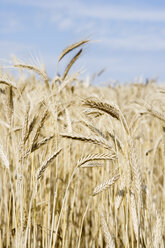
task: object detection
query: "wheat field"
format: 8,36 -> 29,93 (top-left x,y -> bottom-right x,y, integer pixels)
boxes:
0,41 -> 165,247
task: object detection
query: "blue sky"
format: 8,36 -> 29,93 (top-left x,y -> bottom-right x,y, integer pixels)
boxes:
1,0 -> 165,84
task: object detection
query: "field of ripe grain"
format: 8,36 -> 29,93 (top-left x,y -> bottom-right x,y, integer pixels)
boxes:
0,42 -> 165,247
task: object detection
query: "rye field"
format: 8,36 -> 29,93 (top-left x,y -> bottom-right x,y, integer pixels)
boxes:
0,41 -> 165,247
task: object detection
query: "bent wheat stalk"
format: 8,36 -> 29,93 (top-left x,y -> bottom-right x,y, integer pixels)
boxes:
77,153 -> 116,167
83,98 -> 129,133
0,78 -> 17,88
14,64 -> 49,89
58,39 -> 89,62
36,148 -> 62,180
92,173 -> 120,196
60,133 -> 114,151
62,49 -> 82,80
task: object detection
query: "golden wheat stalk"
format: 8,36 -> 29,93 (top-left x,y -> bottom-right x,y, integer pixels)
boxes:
22,103 -> 30,144
83,97 -> 129,133
60,133 -> 114,150
128,137 -> 142,199
0,77 -> 17,88
24,135 -> 54,158
62,49 -> 82,80
80,161 -> 102,168
81,119 -> 106,139
31,110 -> 48,145
32,135 -> 54,152
27,116 -> 38,138
83,98 -> 120,120
6,85 -> 14,123
83,108 -> 103,118
153,211 -> 163,247
77,153 -> 116,167
130,190 -> 139,241
92,173 -> 120,196
0,143 -> 9,170
99,207 -> 115,248
135,100 -> 165,122
108,131 -> 124,152
14,64 -> 49,88
36,148 -> 62,180
58,39 -> 89,62
115,174 -> 126,210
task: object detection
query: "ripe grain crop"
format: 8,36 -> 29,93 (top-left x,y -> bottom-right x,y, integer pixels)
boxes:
0,40 -> 164,247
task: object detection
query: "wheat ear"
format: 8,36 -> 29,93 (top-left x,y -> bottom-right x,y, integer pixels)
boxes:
99,206 -> 115,248
153,211 -> 163,247
58,39 -> 89,62
0,78 -> 17,88
83,98 -> 129,133
60,133 -> 114,150
24,135 -> 54,158
62,49 -> 82,80
130,190 -> 139,241
77,153 -> 116,167
135,100 -> 165,122
83,98 -> 120,120
92,173 -> 120,196
36,148 -> 62,180
14,64 -> 49,89
31,110 -> 48,146
6,85 -> 14,123
128,137 -> 142,199
0,143 -> 9,170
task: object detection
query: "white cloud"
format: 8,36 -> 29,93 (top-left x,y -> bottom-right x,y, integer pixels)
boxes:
0,11 -> 22,33
2,0 -> 165,22
82,5 -> 165,22
50,14 -> 73,31
101,33 -> 165,51
58,19 -> 73,30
